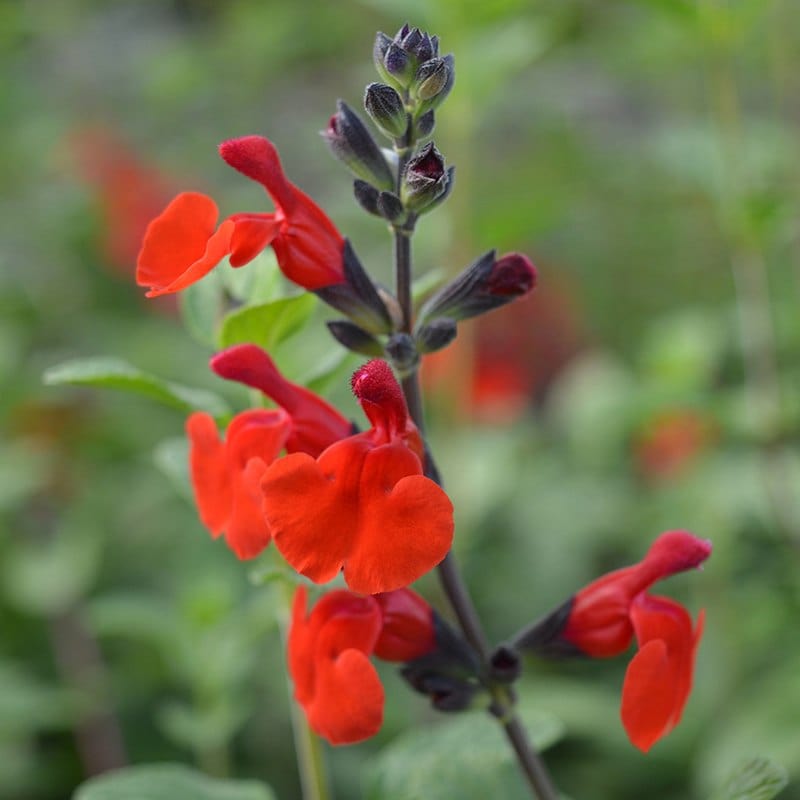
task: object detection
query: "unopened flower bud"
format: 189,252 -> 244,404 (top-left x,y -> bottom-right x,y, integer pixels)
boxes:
489,645 -> 522,684
415,58 -> 448,100
376,190 -> 404,222
384,42 -> 414,88
417,250 -> 537,324
315,240 -> 393,333
385,332 -> 419,373
364,82 -> 408,139
417,54 -> 455,111
416,109 -> 435,138
322,100 -> 394,190
401,142 -> 450,212
326,320 -> 385,357
353,179 -> 381,216
416,317 -> 457,353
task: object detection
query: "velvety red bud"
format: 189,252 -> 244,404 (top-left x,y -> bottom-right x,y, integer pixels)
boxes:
373,588 -> 436,662
351,359 -> 410,440
487,253 -> 537,297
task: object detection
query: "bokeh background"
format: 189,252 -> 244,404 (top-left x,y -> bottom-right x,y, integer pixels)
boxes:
2,0 -> 799,798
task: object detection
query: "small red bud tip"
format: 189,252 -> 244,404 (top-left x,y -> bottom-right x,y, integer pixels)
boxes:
488,253 -> 537,297
328,114 -> 339,134
351,359 -> 410,439
644,530 -> 712,578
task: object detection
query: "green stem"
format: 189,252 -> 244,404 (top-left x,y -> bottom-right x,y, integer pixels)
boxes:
391,160 -> 559,798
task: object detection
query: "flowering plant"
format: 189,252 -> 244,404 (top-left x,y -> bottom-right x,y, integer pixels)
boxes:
59,21 -> 721,800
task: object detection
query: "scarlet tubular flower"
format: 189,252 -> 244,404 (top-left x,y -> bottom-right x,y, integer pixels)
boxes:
261,359 -> 454,594
562,530 -> 711,657
210,343 -> 352,458
136,136 -> 345,297
288,585 -> 435,745
516,530 -> 711,752
186,408 -> 290,559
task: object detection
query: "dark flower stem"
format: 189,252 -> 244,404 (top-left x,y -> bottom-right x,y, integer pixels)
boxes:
391,193 -> 559,800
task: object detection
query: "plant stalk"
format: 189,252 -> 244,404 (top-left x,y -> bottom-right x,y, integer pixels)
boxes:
391,189 -> 559,799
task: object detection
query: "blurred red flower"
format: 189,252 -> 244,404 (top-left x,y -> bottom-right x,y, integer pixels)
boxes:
70,126 -> 173,273
634,409 -> 715,481
137,136 -> 344,297
289,585 -> 434,745
261,360 -> 454,594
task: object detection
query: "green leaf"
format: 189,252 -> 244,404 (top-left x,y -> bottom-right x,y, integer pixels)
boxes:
180,270 -> 225,347
73,763 -> 276,800
43,357 -> 229,418
153,437 -> 192,500
365,703 -> 564,800
710,757 -> 788,800
217,293 -> 317,352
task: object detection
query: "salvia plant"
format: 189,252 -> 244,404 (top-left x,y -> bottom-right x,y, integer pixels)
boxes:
67,22 -> 718,800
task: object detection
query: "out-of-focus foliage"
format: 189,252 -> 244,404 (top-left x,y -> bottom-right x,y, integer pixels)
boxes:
2,0 -> 799,798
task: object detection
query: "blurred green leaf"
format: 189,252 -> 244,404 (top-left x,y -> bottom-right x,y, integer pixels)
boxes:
302,348 -> 356,396
157,700 -> 248,753
217,293 -> 317,353
0,661 -> 82,736
153,437 -> 192,500
710,757 -> 788,800
3,525 -> 101,616
73,763 -> 276,800
365,703 -> 563,800
180,271 -> 225,347
43,357 -> 230,418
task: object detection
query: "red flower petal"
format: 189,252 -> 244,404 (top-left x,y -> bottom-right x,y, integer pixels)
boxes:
136,192 -> 234,297
187,409 -> 290,559
228,213 -> 281,268
620,594 -> 704,752
374,588 -> 436,662
288,587 -> 384,745
262,437 -> 453,594
210,344 -> 352,457
309,648 -> 384,745
186,412 -> 231,536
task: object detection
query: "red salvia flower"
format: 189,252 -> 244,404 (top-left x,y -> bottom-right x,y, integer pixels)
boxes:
288,585 -> 435,745
562,530 -> 711,658
261,359 -> 454,594
210,343 -> 352,457
186,408 -> 290,559
137,136 -> 345,297
560,530 -> 711,751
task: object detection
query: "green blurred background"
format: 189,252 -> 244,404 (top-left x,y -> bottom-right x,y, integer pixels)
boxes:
2,0 -> 799,798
